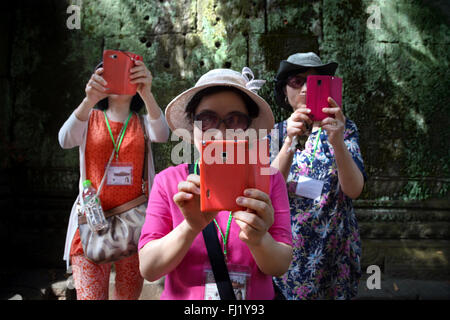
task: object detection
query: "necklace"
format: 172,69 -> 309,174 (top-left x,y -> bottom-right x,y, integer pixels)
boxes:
103,110 -> 132,160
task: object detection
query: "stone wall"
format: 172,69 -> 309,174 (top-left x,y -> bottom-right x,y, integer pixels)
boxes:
0,0 -> 448,281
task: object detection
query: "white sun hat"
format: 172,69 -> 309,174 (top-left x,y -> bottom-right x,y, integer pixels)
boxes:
165,67 -> 275,143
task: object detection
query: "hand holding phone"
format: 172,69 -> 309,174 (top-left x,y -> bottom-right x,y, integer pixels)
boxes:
320,97 -> 347,147
103,50 -> 143,95
306,75 -> 342,121
129,60 -> 153,96
85,67 -> 109,106
173,173 -> 219,234
286,107 -> 312,153
232,188 -> 275,247
199,139 -> 270,212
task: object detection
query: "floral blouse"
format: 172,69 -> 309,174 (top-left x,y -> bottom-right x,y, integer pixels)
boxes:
269,119 -> 367,300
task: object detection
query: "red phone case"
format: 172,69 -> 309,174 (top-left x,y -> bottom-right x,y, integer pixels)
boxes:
199,139 -> 270,212
103,50 -> 143,95
306,75 -> 342,121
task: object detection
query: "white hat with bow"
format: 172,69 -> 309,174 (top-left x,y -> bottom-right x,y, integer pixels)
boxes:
165,67 -> 274,143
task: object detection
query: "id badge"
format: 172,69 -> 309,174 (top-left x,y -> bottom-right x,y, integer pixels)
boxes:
288,175 -> 324,200
106,163 -> 133,186
204,265 -> 250,300
295,176 -> 324,200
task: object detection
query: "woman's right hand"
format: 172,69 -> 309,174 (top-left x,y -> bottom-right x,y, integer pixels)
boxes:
173,174 -> 218,234
286,107 -> 312,140
85,68 -> 109,105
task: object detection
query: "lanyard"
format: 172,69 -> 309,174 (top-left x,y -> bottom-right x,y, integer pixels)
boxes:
194,160 -> 233,261
308,127 -> 322,169
103,111 -> 133,160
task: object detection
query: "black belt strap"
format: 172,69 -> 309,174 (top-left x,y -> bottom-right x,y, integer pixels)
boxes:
188,163 -> 236,300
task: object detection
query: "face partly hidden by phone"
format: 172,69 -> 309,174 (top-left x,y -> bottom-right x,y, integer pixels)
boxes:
102,50 -> 143,95
199,139 -> 271,212
306,75 -> 342,121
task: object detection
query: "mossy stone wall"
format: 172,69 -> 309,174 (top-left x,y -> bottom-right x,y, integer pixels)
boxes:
2,0 -> 448,200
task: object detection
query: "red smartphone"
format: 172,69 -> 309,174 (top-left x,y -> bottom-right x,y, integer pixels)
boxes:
199,139 -> 270,212
306,75 -> 342,121
103,50 -> 143,95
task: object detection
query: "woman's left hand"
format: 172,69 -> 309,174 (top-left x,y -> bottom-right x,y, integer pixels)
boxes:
130,60 -> 153,98
321,97 -> 346,147
233,188 -> 274,247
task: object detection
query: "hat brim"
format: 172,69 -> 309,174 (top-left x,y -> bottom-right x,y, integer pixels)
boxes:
276,60 -> 338,81
165,82 -> 275,143
274,60 -> 339,111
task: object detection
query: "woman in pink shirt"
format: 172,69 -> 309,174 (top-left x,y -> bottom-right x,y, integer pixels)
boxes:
138,68 -> 293,300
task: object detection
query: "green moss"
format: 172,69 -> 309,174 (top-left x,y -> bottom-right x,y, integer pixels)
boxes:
3,0 -> 449,201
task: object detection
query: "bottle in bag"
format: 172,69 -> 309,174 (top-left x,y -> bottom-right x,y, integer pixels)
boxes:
82,180 -> 108,232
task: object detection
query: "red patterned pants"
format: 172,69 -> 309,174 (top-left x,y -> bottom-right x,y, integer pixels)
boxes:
71,253 -> 143,300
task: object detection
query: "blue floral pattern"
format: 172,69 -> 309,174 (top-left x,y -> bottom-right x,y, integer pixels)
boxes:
269,119 -> 366,300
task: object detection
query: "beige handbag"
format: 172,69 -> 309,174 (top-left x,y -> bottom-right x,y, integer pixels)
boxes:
77,195 -> 147,264
77,114 -> 149,264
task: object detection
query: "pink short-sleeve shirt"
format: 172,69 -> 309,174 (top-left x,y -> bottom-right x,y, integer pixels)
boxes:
138,163 -> 292,300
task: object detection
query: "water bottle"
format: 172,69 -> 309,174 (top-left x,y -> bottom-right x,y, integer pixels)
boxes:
82,180 -> 108,232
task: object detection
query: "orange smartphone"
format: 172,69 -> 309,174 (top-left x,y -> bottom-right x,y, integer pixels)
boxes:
199,139 -> 270,212
103,50 -> 143,95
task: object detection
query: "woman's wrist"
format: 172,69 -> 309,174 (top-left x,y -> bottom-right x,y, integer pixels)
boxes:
142,90 -> 163,120
180,219 -> 202,240
281,135 -> 297,154
74,97 -> 96,121
246,232 -> 292,277
283,135 -> 293,147
84,95 -> 96,106
140,86 -> 153,102
271,134 -> 296,181
330,137 -> 346,153
246,230 -> 269,250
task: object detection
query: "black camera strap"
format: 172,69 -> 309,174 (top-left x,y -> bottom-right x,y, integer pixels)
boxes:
278,121 -> 284,153
188,163 -> 236,300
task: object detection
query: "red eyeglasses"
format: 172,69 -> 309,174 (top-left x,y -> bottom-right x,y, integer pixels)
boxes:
286,74 -> 307,89
194,111 -> 251,131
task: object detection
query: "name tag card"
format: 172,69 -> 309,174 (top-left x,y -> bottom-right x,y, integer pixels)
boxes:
106,163 -> 133,186
204,265 -> 250,300
295,176 -> 324,200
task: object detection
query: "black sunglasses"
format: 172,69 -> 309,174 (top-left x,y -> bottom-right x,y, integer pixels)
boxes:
194,111 -> 252,131
286,74 -> 308,89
